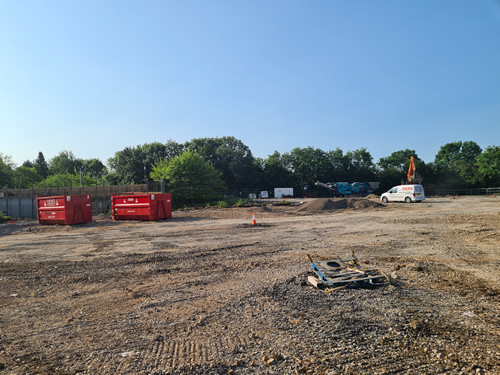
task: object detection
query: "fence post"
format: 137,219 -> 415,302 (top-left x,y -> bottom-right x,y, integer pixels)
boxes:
5,186 -> 9,216
132,180 -> 134,193
18,184 -> 21,219
102,180 -> 105,214
32,184 -> 35,220
44,182 -> 47,195
95,181 -> 98,214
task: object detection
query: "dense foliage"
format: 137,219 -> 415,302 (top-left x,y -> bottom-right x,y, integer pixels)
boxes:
1,140 -> 499,195
150,150 -> 225,205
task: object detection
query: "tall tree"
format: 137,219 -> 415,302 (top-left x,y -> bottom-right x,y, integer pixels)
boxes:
107,146 -> 145,184
164,139 -> 186,160
344,148 -> 376,182
108,142 -> 175,184
81,158 -> 107,178
377,149 -> 425,189
151,150 -> 225,203
326,148 -> 349,182
378,149 -> 422,173
476,146 -> 500,187
187,136 -> 257,188
34,152 -> 49,178
49,151 -> 78,175
434,141 -> 482,186
282,147 -> 333,187
13,166 -> 42,188
0,153 -> 15,187
435,141 -> 481,167
258,151 -> 294,189
22,160 -> 34,168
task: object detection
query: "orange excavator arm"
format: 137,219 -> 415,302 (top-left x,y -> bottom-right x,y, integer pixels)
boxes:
407,156 -> 416,183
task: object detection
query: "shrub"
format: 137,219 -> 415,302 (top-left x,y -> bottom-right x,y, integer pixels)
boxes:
215,200 -> 228,208
0,212 -> 12,223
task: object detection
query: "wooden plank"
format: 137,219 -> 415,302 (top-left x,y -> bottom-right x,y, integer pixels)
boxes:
307,275 -> 324,289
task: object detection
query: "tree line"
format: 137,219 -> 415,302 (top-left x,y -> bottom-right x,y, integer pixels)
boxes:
1,138 -> 499,198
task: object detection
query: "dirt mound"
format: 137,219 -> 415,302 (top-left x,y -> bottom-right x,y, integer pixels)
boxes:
298,198 -> 383,213
350,198 -> 384,209
365,194 -> 380,200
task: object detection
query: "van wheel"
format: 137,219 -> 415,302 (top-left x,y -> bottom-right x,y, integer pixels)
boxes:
405,197 -> 412,203
382,197 -> 388,203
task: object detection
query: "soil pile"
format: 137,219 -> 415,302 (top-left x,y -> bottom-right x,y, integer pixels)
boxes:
299,198 -> 383,213
350,198 -> 385,209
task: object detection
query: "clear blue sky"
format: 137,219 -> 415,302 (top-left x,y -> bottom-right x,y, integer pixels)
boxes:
1,0 -> 499,167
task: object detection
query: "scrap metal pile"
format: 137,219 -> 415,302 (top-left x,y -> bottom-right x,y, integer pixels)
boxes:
307,253 -> 390,293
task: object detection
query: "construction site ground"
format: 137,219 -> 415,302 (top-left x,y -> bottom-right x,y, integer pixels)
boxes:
0,196 -> 499,374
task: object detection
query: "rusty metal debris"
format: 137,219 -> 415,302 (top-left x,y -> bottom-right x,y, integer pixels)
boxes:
306,253 -> 390,293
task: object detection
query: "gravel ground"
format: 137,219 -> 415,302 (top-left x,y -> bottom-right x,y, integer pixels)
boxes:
0,196 -> 499,374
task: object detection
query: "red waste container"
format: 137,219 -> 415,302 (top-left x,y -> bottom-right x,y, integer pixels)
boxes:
111,193 -> 172,221
37,195 -> 92,225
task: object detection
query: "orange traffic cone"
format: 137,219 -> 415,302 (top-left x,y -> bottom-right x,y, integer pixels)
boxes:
252,212 -> 257,225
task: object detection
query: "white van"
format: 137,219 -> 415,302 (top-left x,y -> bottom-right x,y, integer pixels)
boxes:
380,184 -> 425,203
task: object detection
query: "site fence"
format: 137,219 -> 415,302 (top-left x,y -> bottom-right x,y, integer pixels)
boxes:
2,183 -> 498,219
424,187 -> 500,197
0,182 -> 154,219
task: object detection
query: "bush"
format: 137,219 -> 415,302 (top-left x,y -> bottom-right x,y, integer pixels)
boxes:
0,212 -> 12,223
215,200 -> 229,208
233,198 -> 247,207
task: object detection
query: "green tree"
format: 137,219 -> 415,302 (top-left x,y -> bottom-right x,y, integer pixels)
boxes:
22,160 -> 34,168
326,148 -> 349,182
344,148 -> 376,182
149,159 -> 170,181
151,150 -> 225,203
257,151 -> 294,189
187,136 -> 257,188
108,142 -> 173,184
49,151 -> 78,175
81,158 -> 107,178
377,149 -> 425,189
36,173 -> 97,188
281,147 -> 333,188
165,139 -> 186,159
378,149 -> 422,173
435,141 -> 481,167
0,153 -> 15,187
107,146 -> 145,184
434,141 -> 482,187
476,146 -> 500,187
34,152 -> 49,178
13,166 -> 42,188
